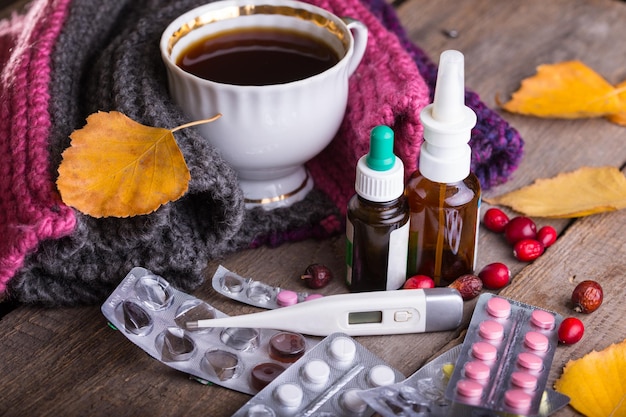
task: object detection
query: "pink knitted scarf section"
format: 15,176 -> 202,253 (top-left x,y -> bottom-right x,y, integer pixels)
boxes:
0,0 -> 76,293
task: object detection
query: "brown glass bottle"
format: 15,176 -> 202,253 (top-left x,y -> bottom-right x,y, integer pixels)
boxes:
345,125 -> 409,293
406,170 -> 480,286
346,195 -> 410,292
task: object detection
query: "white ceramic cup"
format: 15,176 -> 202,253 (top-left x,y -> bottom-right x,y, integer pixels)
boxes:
160,0 -> 367,209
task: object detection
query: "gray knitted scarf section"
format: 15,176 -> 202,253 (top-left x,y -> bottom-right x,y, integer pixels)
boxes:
8,0 -> 338,305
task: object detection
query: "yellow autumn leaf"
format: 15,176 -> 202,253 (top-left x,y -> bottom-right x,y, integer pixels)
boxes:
606,79 -> 626,126
485,166 -> 626,218
57,111 -> 219,218
554,339 -> 626,417
501,61 -> 625,118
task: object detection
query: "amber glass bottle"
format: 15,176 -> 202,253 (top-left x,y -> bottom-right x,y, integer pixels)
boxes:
406,171 -> 480,286
406,50 -> 481,287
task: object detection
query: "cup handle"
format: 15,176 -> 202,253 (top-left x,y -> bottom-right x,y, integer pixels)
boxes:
343,17 -> 368,76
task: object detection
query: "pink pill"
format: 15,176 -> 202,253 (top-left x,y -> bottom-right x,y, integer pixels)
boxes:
524,331 -> 549,352
486,297 -> 511,318
505,389 -> 532,410
511,371 -> 538,390
479,320 -> 504,340
530,309 -> 555,329
472,342 -> 497,361
456,379 -> 484,397
277,290 -> 298,307
517,352 -> 543,371
304,294 -> 323,301
464,361 -> 490,380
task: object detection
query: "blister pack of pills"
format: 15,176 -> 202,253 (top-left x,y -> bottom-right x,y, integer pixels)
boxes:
358,344 -> 570,417
101,267 -> 320,395
231,332 -> 405,417
444,293 -> 567,416
212,265 -> 324,309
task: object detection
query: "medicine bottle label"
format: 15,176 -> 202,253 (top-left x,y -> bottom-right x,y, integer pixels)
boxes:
386,221 -> 409,290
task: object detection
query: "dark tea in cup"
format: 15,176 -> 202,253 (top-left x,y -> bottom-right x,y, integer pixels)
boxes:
176,27 -> 341,85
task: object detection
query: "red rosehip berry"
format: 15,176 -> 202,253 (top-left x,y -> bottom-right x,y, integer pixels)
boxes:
403,275 -> 435,289
504,216 -> 537,245
513,238 -> 545,262
483,208 -> 510,233
537,225 -> 557,248
301,264 -> 333,289
478,262 -> 511,290
558,317 -> 584,344
571,280 -> 603,314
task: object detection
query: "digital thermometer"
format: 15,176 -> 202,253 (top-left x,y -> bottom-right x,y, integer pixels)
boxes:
186,288 -> 463,336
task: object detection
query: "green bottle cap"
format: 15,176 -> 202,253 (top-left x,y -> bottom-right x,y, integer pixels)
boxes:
366,125 -> 395,171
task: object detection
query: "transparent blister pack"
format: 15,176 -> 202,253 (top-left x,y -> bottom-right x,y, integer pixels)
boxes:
358,344 -> 570,417
444,293 -> 568,416
101,267 -> 319,395
212,265 -> 324,309
232,332 -> 405,417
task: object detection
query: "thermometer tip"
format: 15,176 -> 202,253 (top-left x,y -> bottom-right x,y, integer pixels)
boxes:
186,321 -> 200,330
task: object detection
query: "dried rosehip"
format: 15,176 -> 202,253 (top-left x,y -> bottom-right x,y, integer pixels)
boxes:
537,225 -> 557,248
478,262 -> 511,290
558,317 -> 584,344
504,216 -> 537,245
448,274 -> 483,300
513,238 -> 545,262
403,275 -> 435,289
301,264 -> 333,289
571,280 -> 603,313
483,208 -> 510,233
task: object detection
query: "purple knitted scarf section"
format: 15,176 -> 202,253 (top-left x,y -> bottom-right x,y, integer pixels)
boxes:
0,0 -> 523,305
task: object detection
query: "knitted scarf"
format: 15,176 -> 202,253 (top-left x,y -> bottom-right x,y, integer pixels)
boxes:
0,0 -> 523,305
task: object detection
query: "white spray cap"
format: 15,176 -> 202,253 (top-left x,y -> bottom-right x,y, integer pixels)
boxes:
419,50 -> 477,183
355,125 -> 405,202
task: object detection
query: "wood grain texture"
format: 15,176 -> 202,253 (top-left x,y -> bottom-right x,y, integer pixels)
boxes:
1,0 -> 626,416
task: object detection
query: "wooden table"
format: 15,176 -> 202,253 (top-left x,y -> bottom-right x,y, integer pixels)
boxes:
1,0 -> 625,416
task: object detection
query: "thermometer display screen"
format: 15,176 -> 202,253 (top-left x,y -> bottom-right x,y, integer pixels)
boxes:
348,310 -> 383,325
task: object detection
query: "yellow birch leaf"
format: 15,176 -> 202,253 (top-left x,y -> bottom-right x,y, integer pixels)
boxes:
485,166 -> 626,218
554,339 -> 626,417
606,79 -> 626,126
57,111 -> 219,218
501,61 -> 625,118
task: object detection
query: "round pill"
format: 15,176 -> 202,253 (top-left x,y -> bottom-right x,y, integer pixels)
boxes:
251,362 -> 286,391
517,352 -> 543,371
504,389 -> 532,410
274,383 -> 303,408
269,331 -> 307,363
530,309 -> 555,330
329,336 -> 357,363
302,359 -> 330,385
340,389 -> 368,413
524,331 -> 549,352
479,320 -> 504,340
368,365 -> 396,387
511,371 -> 538,390
464,361 -> 490,380
276,290 -> 298,307
456,379 -> 483,397
471,341 -> 497,361
486,297 -> 511,318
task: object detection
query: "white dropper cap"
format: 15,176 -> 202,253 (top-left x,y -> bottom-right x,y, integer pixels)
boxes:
355,125 -> 405,203
419,50 -> 477,183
